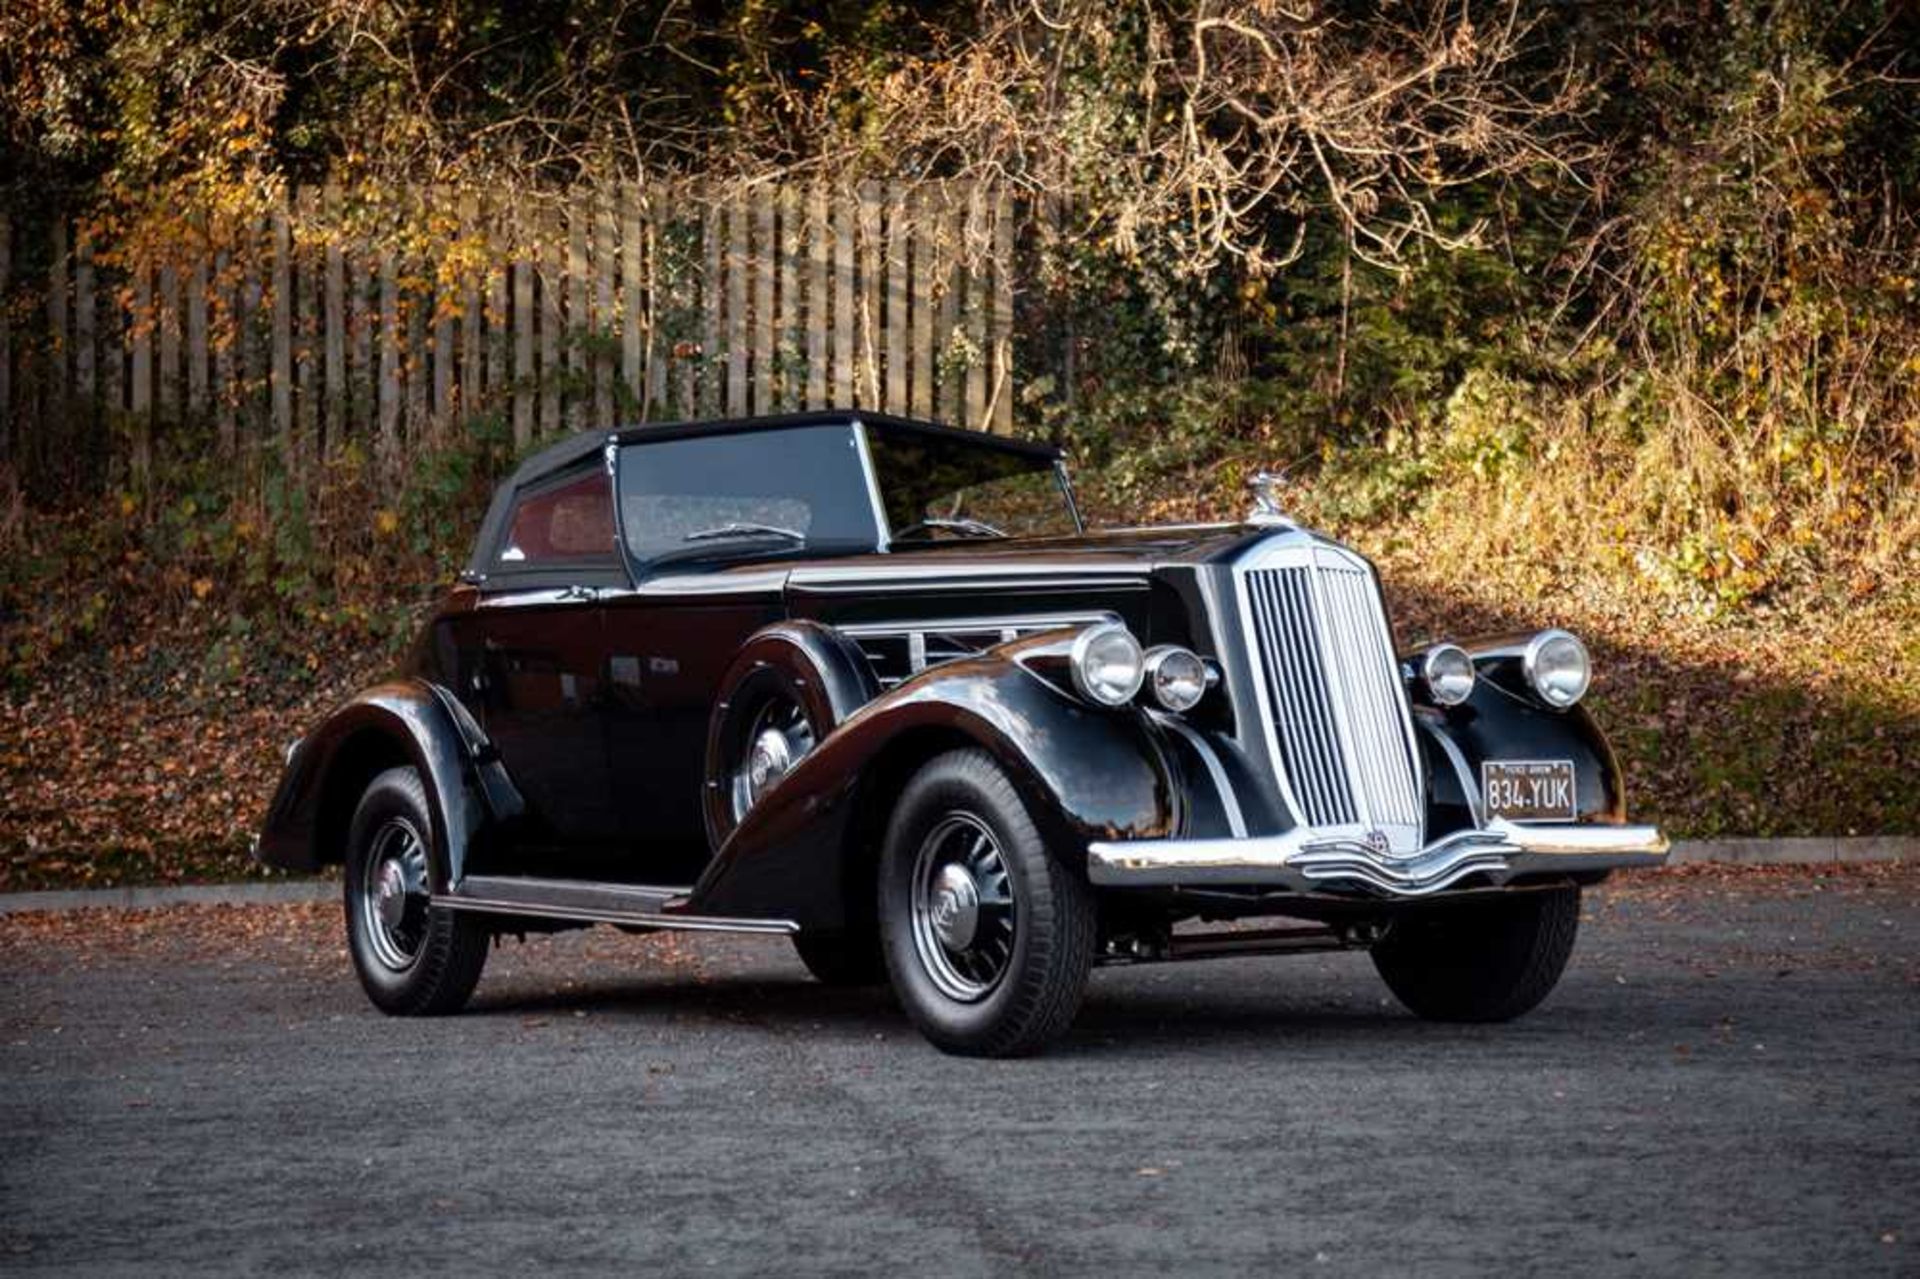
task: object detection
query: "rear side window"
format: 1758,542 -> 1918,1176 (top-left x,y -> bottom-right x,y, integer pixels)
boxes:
496,468 -> 618,570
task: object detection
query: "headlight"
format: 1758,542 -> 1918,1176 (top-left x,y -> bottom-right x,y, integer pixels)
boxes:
1420,643 -> 1475,706
1144,645 -> 1209,713
1524,629 -> 1591,708
1069,623 -> 1145,707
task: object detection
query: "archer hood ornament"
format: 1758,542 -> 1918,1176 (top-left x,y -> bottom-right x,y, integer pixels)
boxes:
1246,470 -> 1296,528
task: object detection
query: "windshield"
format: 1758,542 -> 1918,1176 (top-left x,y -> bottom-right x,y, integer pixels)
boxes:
864,425 -> 1077,542
617,426 -> 881,563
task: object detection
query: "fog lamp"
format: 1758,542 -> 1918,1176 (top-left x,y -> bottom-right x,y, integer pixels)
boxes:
1420,644 -> 1476,706
1144,645 -> 1210,713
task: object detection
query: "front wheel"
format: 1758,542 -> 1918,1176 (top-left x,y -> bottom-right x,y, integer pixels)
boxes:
878,749 -> 1096,1057
1370,885 -> 1581,1022
343,767 -> 489,1016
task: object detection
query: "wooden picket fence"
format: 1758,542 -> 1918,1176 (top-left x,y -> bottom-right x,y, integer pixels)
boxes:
0,181 -> 1020,485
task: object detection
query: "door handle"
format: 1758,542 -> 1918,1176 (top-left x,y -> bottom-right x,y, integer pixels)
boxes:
558,585 -> 600,603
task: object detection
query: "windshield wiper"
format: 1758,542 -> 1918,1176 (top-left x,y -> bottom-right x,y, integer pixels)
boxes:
894,516 -> 1007,540
682,521 -> 806,544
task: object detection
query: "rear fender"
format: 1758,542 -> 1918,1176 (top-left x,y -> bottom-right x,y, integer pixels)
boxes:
255,680 -> 521,892
685,635 -> 1179,928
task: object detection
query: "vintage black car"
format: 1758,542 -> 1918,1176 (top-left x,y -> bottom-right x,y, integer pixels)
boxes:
258,410 -> 1668,1056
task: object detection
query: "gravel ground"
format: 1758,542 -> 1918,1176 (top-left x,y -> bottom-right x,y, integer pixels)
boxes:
1,865 -> 1915,1276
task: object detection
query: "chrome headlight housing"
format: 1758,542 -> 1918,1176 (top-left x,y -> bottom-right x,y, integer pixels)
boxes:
1069,623 -> 1146,707
1420,643 -> 1476,706
1143,645 -> 1210,713
1524,629 -> 1591,708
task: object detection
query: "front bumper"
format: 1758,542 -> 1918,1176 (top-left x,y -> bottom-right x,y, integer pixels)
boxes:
1087,819 -> 1669,898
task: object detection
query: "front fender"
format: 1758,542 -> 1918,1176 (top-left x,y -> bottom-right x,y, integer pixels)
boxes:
255,679 -> 520,891
684,642 -> 1178,928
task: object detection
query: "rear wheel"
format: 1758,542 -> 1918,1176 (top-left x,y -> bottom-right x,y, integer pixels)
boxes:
1371,886 -> 1581,1022
343,767 -> 489,1016
725,683 -> 817,828
878,749 -> 1096,1057
705,655 -> 837,847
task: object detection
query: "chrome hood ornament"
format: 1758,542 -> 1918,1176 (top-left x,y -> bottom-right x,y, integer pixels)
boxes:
1246,471 -> 1296,528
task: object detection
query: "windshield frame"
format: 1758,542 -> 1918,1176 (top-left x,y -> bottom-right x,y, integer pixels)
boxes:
613,423 -> 887,578
855,417 -> 1084,547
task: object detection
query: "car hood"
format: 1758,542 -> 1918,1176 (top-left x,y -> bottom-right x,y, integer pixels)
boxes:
630,522 -> 1367,600
764,523 -> 1280,580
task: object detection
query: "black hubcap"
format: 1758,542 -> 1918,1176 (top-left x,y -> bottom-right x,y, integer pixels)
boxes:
357,818 -> 430,971
910,813 -> 1017,1001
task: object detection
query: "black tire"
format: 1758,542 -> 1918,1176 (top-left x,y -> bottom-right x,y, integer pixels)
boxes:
1370,886 -> 1581,1022
343,766 -> 489,1016
878,749 -> 1096,1057
791,929 -> 888,987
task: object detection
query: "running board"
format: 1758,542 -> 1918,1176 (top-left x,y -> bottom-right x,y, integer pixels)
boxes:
442,875 -> 798,935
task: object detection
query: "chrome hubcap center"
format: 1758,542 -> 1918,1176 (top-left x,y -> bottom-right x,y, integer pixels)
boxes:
909,814 -> 1017,1003
376,860 -> 409,931
359,818 -> 429,974
929,863 -> 981,950
747,727 -> 792,800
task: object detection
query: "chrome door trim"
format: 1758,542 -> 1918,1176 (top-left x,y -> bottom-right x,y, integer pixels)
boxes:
610,569 -> 793,598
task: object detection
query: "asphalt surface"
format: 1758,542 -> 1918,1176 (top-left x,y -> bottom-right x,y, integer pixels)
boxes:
1,867 -> 1915,1276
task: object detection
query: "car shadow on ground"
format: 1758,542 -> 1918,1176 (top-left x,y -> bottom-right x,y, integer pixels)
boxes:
454,962 -> 1664,1057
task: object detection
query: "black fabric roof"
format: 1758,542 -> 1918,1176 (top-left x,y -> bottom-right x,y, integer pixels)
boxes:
508,409 -> 1059,487
465,410 -> 1063,580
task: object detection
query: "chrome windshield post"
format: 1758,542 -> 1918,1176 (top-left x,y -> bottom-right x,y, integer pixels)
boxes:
1055,458 -> 1085,535
850,419 -> 893,552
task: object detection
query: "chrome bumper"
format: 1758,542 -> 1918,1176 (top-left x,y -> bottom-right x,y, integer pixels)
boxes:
1086,820 -> 1669,898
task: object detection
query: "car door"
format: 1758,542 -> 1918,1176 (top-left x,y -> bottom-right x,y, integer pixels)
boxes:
464,460 -> 627,850
599,425 -> 882,884
600,586 -> 785,883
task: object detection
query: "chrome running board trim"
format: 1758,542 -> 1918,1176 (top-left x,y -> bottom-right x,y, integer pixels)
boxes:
1087,819 -> 1669,897
443,875 -> 799,934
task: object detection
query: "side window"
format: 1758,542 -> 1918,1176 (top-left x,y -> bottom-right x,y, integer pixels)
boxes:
496,468 -> 617,570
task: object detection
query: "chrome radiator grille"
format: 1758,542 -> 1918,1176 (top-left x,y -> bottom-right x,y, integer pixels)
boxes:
1241,543 -> 1424,846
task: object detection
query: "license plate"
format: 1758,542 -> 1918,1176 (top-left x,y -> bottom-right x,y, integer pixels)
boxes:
1481,760 -> 1576,822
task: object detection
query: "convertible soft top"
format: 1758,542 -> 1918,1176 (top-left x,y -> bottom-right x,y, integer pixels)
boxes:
464,410 -> 1064,581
